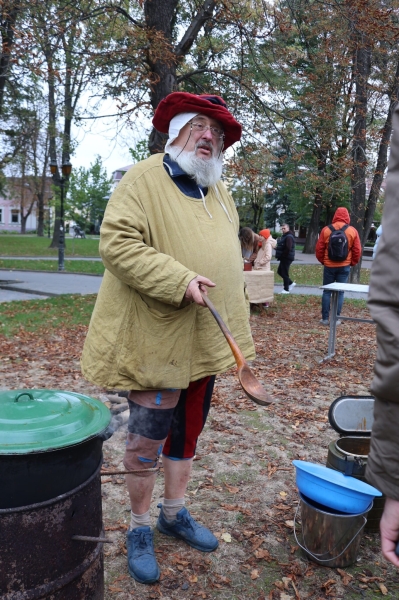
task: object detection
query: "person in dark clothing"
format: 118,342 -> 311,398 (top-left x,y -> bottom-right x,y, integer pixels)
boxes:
275,223 -> 296,293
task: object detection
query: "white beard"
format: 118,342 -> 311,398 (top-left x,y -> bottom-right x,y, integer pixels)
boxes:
168,144 -> 224,188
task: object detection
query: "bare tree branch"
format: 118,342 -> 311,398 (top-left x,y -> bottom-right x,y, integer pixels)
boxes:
174,0 -> 217,58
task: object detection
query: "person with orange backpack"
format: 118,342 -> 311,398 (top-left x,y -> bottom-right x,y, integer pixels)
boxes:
315,207 -> 362,325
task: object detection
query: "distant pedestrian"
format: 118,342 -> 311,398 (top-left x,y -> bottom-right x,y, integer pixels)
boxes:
254,229 -> 277,271
315,207 -> 361,325
368,224 -> 377,243
372,224 -> 382,260
239,227 -> 260,270
275,223 -> 296,294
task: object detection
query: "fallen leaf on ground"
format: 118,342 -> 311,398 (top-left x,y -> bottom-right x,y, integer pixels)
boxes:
378,583 -> 388,595
321,578 -> 336,593
254,548 -> 272,561
105,524 -> 128,531
220,503 -> 238,511
221,532 -> 232,542
225,484 -> 240,493
285,520 -> 294,528
243,530 -> 255,538
337,568 -> 353,586
251,538 -> 264,551
175,559 -> 189,566
282,577 -> 292,589
273,581 -> 284,590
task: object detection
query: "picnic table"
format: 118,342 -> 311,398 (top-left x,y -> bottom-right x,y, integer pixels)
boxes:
320,283 -> 373,361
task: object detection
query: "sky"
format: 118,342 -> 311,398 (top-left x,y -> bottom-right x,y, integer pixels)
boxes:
72,125 -> 133,175
71,98 -> 152,176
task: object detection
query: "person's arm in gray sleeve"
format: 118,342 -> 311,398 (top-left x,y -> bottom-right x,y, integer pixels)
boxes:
367,105 -> 399,568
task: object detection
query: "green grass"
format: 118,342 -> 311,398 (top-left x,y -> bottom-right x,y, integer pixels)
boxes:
0,236 -> 371,285
0,256 -> 371,285
0,259 -> 104,275
241,412 -> 273,431
271,263 -> 371,285
0,294 -> 97,337
0,235 -> 100,257
273,293 -> 368,311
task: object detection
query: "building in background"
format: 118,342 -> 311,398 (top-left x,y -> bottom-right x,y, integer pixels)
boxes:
110,164 -> 133,191
0,177 -> 53,233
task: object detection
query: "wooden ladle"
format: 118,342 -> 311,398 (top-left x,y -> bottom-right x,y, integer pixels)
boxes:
200,292 -> 272,406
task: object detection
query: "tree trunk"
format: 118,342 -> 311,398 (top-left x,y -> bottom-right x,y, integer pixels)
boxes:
145,0 -> 179,153
303,192 -> 323,254
351,59 -> 398,282
0,0 -> 18,115
37,190 -> 44,236
252,203 -> 261,230
18,163 -> 35,234
303,150 -> 327,254
349,29 -> 371,283
20,215 -> 27,234
145,0 -> 217,153
363,56 -> 399,244
46,45 -> 61,249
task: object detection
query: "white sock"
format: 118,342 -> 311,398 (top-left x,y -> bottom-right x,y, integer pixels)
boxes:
129,510 -> 151,531
162,497 -> 185,522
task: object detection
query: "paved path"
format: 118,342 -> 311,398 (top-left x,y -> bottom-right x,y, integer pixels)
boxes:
0,251 -> 373,303
0,263 -> 372,303
0,271 -> 102,302
0,254 -> 374,266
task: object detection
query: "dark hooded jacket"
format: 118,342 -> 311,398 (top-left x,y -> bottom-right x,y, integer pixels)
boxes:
366,105 -> 399,500
275,230 -> 295,261
315,207 -> 362,268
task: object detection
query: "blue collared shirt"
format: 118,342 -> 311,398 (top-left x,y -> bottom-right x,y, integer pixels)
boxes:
163,154 -> 207,199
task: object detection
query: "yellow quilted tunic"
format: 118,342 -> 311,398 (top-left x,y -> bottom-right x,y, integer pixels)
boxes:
81,153 -> 255,390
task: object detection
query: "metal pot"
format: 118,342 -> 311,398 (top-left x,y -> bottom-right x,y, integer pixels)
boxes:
0,389 -> 111,508
326,394 -> 385,532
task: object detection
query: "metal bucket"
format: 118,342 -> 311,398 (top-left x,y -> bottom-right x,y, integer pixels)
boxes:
326,437 -> 385,532
294,492 -> 372,568
0,463 -> 105,599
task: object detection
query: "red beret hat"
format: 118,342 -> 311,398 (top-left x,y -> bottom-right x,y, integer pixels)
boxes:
152,92 -> 242,151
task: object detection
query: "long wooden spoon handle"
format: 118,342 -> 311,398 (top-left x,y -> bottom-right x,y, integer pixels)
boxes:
200,291 -> 245,368
201,291 -> 272,407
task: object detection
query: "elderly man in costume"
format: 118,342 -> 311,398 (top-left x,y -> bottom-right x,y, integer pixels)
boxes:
81,92 -> 255,584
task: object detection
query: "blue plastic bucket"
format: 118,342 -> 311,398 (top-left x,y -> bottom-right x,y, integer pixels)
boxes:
293,460 -> 382,513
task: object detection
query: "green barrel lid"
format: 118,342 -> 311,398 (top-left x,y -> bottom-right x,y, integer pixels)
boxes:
0,389 -> 111,454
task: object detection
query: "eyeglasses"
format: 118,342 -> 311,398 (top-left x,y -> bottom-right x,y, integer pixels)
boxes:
189,121 -> 225,140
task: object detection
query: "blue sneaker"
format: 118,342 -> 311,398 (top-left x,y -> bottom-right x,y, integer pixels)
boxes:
156,504 -> 218,552
126,526 -> 160,584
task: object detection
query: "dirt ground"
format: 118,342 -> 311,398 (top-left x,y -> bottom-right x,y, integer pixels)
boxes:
1,294 -> 398,599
